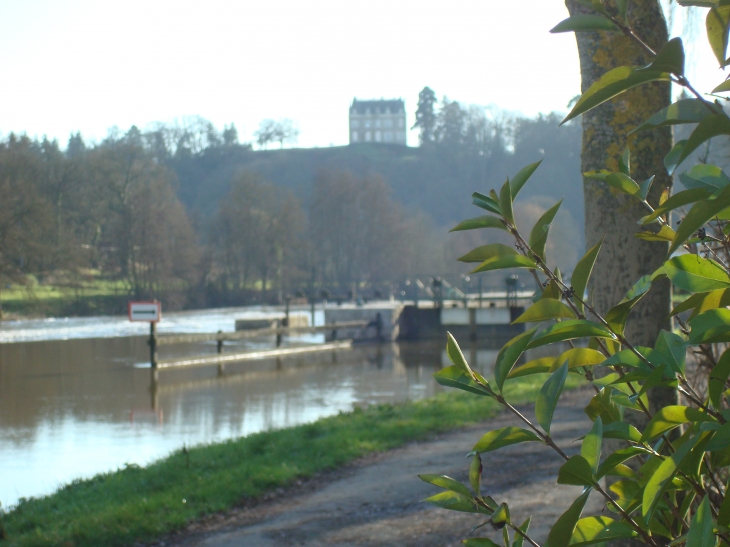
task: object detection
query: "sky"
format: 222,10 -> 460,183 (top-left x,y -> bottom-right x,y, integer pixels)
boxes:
0,0 -> 724,148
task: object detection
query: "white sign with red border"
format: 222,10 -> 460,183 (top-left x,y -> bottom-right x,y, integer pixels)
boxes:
128,301 -> 161,322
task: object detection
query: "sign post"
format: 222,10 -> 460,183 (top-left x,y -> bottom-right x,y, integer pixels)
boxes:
129,301 -> 162,381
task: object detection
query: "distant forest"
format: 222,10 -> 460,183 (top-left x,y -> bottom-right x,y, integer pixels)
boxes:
0,91 -> 585,310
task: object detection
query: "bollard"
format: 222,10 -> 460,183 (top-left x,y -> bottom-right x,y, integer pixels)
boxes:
149,322 -> 158,383
217,330 -> 225,375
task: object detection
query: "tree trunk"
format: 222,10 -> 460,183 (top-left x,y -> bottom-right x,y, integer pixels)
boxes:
565,0 -> 676,412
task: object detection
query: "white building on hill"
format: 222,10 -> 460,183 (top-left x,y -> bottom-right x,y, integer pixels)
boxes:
349,98 -> 407,145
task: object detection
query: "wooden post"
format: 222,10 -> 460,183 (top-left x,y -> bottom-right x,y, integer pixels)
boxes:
310,298 -> 316,326
217,329 -> 225,375
331,321 -> 337,341
276,319 -> 283,347
149,322 -> 158,383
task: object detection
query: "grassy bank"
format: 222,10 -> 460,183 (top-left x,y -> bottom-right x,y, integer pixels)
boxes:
1,374 -> 584,547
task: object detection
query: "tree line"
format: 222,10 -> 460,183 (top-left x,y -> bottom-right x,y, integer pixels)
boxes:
0,97 -> 584,311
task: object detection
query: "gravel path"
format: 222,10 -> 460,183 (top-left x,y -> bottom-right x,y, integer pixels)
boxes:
162,387 -> 604,547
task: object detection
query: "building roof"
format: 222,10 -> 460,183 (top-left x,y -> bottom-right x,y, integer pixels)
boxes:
350,98 -> 404,115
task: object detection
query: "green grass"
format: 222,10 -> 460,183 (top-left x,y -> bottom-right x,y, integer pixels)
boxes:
0,374 -> 584,547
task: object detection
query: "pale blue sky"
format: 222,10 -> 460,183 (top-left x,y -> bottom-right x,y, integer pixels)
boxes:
0,0 -> 723,148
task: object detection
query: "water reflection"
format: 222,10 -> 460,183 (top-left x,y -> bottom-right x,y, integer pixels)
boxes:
0,332 -> 505,508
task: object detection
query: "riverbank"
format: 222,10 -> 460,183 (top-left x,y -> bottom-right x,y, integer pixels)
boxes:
0,374 -> 583,547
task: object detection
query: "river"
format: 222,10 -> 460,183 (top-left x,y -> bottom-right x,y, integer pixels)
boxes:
0,305 -> 501,509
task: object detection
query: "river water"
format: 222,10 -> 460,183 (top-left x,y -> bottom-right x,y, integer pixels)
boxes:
0,305 -> 501,509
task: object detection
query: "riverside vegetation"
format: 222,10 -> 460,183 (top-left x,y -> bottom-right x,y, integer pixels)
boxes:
420,2 -> 730,547
0,375 -> 583,547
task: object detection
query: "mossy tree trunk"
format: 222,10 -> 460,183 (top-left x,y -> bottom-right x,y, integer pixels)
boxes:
565,0 -> 676,412
565,10 -> 677,545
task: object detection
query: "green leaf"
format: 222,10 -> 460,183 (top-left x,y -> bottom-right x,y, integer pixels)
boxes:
638,175 -> 655,201
472,426 -> 543,454
422,490 -> 479,513
562,66 -> 671,125
631,99 -> 716,134
419,474 -> 474,498
689,308 -> 730,344
604,275 -> 652,336
499,179 -> 515,225
640,188 -> 710,225
513,517 -> 531,547
718,479 -> 730,527
494,327 -> 539,392
472,192 -> 501,215
546,490 -> 591,547
507,357 -> 555,379
654,330 -> 686,374
510,161 -> 542,198
642,435 -> 699,521
570,239 -> 602,314
669,183 -> 730,255
464,539 -> 502,547
602,422 -> 641,442
471,255 -> 538,274
679,164 -> 730,192
434,366 -> 492,397
686,496 -> 715,547
596,447 -> 647,479
665,139 -> 689,174
635,225 -> 676,242
641,405 -> 714,442
550,14 -> 619,33
713,78 -> 730,93
671,289 -> 730,321
550,348 -> 606,371
529,200 -> 562,261
447,332 -> 474,377
459,244 -> 519,263
569,516 -> 637,547
535,362 -> 568,434
584,389 -> 622,424
450,216 -> 508,232
526,320 -> 617,350
710,349 -> 730,410
512,299 -> 575,324
707,3 -> 730,68
643,37 -> 685,75
705,420 -> 730,451
605,172 -> 640,196
618,146 -> 631,175
665,255 -> 730,293
492,502 -> 511,528
581,416 -> 602,473
672,114 -> 730,174
557,455 -> 595,486
469,453 -> 482,497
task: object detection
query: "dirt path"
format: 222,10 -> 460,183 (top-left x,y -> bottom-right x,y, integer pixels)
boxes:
162,387 -> 604,547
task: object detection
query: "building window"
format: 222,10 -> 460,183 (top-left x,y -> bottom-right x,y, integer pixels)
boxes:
364,120 -> 371,128
397,118 -> 405,128
375,131 -> 382,142
352,131 -> 359,142
365,131 -> 372,141
351,119 -> 360,128
384,131 -> 393,141
383,119 -> 393,128
375,119 -> 381,128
